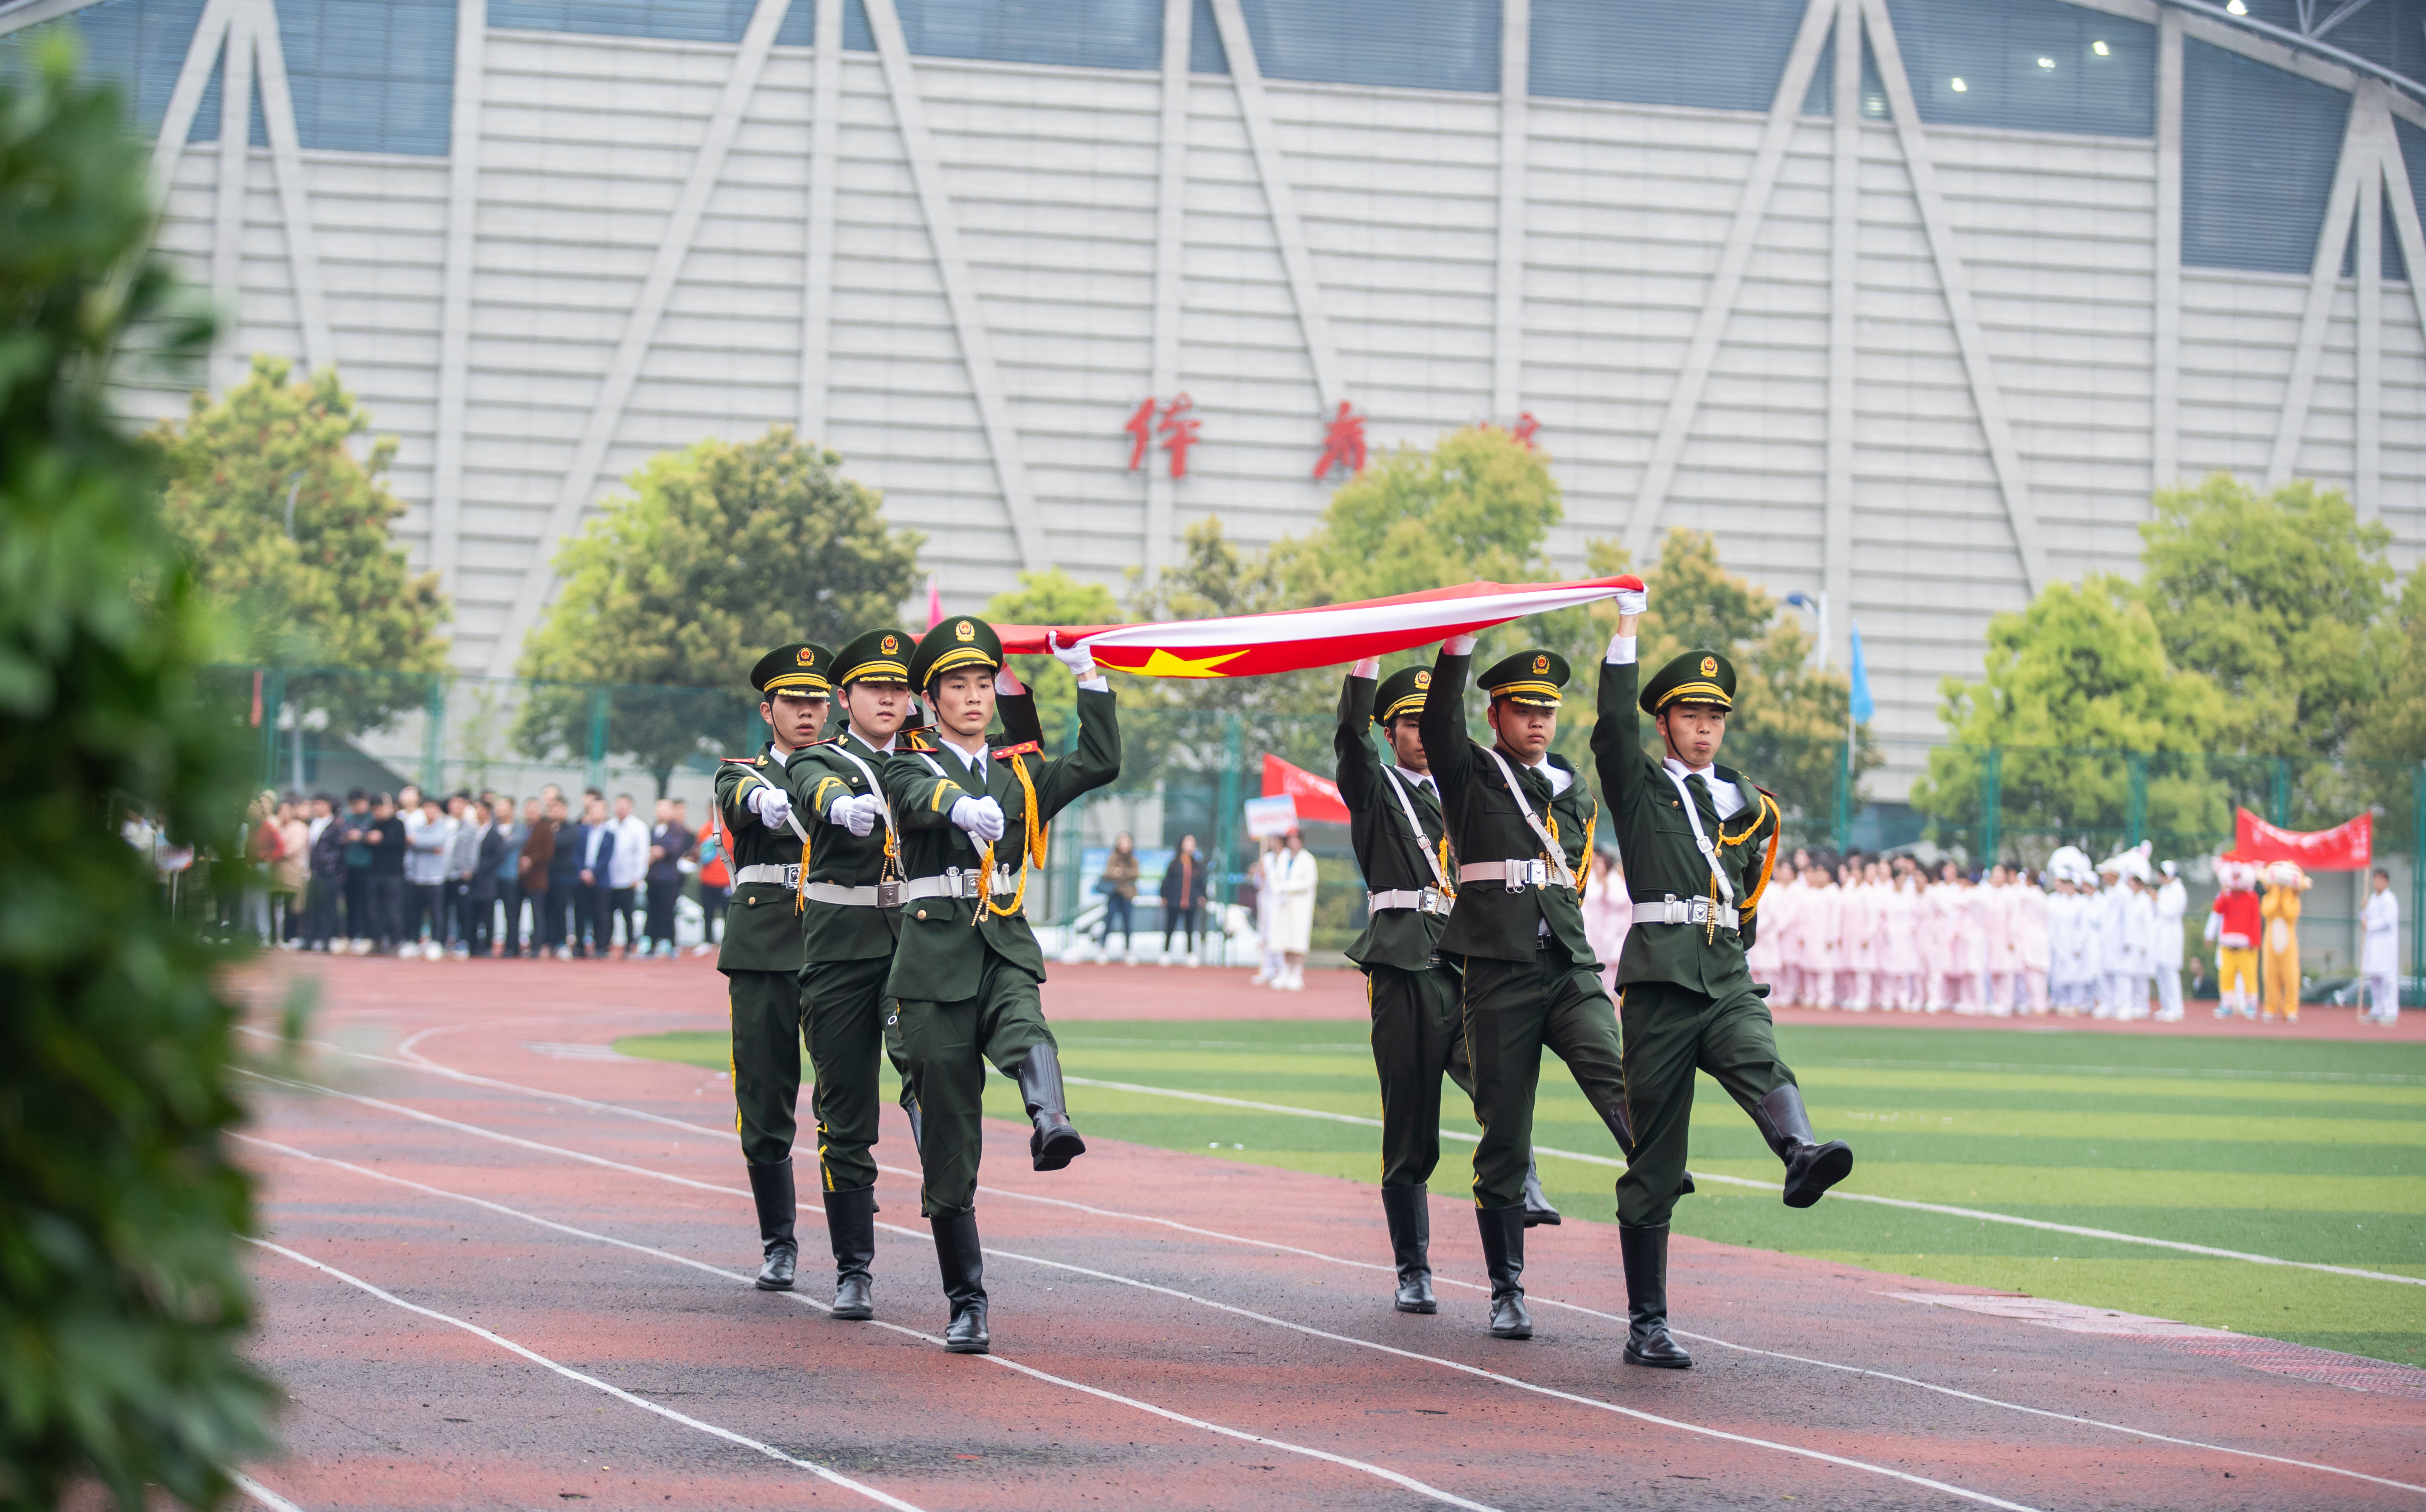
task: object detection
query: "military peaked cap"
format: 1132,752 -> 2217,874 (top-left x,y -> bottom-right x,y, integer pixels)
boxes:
833,627 -> 914,687
1641,649 -> 1735,715
751,642 -> 833,697
1373,665 -> 1435,724
909,614 -> 1002,688
1479,649 -> 1568,708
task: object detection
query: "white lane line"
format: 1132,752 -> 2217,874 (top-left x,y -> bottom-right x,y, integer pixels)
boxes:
238,1136 -> 1504,1512
245,1238 -> 928,1512
1806,1058 -> 2426,1087
232,1471 -> 307,1512
1054,1075 -> 2426,1288
243,1092 -> 2044,1510
248,1029 -> 2426,1494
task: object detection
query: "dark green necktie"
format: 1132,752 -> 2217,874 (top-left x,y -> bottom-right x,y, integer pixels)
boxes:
1686,772 -> 1721,833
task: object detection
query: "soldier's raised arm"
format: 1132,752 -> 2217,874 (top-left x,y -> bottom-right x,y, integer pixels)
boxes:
1590,576 -> 1654,819
1028,635 -> 1120,822
1334,660 -> 1382,814
1417,637 -> 1478,804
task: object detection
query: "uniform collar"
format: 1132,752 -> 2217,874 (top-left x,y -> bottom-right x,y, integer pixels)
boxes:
843,726 -> 898,756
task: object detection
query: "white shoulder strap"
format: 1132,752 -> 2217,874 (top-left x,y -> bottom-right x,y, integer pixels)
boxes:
827,741 -> 896,839
1380,765 -> 1448,890
1479,745 -> 1574,888
1661,766 -> 1735,911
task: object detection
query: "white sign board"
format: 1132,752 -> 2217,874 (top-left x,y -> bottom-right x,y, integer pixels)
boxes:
1242,794 -> 1300,839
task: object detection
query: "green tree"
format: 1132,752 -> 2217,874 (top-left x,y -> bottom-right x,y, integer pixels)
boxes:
516,427 -> 921,791
1909,575 -> 2230,861
1270,424 -> 1561,605
1,41 -> 275,1508
1586,531 -> 1876,839
985,567 -> 1121,743
150,355 -> 449,731
2139,474 -> 2393,766
1124,516 -> 1330,772
2353,567 -> 2426,838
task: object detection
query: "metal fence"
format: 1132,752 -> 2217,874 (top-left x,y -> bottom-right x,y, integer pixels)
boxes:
212,666 -> 2426,976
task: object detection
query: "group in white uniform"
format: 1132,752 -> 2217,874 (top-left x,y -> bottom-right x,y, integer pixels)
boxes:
2362,867 -> 2403,1025
1751,842 -> 2185,1022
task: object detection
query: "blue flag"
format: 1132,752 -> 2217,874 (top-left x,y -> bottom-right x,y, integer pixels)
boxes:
1848,622 -> 1874,725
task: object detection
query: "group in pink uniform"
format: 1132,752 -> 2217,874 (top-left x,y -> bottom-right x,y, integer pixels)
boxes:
1749,851 -> 2053,1016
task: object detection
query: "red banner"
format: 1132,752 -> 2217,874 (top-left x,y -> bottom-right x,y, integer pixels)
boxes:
994,573 -> 1642,678
2222,808 -> 2372,871
1261,754 -> 1351,826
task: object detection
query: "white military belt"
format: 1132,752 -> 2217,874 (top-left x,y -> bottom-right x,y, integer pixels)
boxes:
1458,859 -> 1571,893
1638,892 -> 1738,932
733,863 -> 799,888
1367,887 -> 1452,916
802,880 -> 903,908
901,866 -> 1019,902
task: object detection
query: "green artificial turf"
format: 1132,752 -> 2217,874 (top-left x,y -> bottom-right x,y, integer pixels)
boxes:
614,1018 -> 2426,1367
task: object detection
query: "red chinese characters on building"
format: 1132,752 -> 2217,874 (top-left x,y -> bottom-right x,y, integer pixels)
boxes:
1511,411 -> 1541,449
1313,400 -> 1367,479
1125,394 -> 1202,478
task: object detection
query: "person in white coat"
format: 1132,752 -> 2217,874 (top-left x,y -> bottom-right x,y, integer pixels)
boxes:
2152,859 -> 2188,1022
1252,836 -> 1284,986
2363,868 -> 2402,1025
2088,862 -> 2125,1019
2013,868 -> 2051,1015
1270,829 -> 1319,990
2117,865 -> 2156,1021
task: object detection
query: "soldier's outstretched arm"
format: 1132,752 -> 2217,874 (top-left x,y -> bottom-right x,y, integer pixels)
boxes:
1590,591 -> 1655,820
995,669 -> 1045,750
1333,663 -> 1381,815
1417,640 -> 1476,804
885,745 -> 968,831
1034,685 -> 1120,822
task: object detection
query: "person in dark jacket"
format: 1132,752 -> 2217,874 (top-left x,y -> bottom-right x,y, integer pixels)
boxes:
463,802 -> 510,957
489,797 -> 527,957
364,792 -> 406,954
524,796 -> 563,954
643,798 -> 693,958
1158,834 -> 1205,965
571,794 -> 615,957
306,794 -> 348,951
337,788 -> 375,950
544,796 -> 584,956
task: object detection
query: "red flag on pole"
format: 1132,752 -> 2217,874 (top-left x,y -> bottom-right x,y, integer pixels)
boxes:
993,573 -> 1642,678
1261,754 -> 1351,825
2221,808 -> 2371,871
250,668 -> 264,727
925,575 -> 944,630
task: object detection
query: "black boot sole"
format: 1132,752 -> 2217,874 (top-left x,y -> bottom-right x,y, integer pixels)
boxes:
1394,1294 -> 1438,1315
1625,1346 -> 1693,1368
1521,1207 -> 1561,1227
754,1274 -> 794,1292
1783,1142 -> 1854,1208
1031,1125 -> 1086,1172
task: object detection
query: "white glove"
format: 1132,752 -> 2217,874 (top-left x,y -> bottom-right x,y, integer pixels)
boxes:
748,784 -> 793,832
1351,657 -> 1381,679
951,795 -> 1006,844
1444,634 -> 1477,656
1614,585 -> 1647,617
827,792 -> 879,838
1049,631 -> 1096,682
994,665 -> 1026,697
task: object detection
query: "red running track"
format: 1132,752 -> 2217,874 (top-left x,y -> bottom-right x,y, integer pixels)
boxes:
223,957 -> 2426,1510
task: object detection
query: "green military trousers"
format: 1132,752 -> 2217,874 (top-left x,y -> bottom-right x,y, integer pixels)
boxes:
800,955 -> 911,1194
1368,961 -> 1471,1189
1462,948 -> 1633,1210
893,951 -> 1056,1218
1616,978 -> 1797,1228
727,968 -> 805,1167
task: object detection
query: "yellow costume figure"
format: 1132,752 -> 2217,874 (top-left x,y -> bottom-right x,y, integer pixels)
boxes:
2259,862 -> 2308,1023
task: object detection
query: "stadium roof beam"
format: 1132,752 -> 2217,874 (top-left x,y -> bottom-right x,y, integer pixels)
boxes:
2381,102 -> 2426,516
1207,0 -> 1347,414
2154,7 -> 2184,490
1140,0 -> 1190,584
862,0 -> 1047,575
487,0 -> 795,675
1623,0 -> 1833,567
246,0 -> 331,379
2266,84 -> 2376,491
206,0 -> 250,388
796,0 -> 841,447
1823,0 -> 1858,669
1490,0 -> 1528,426
428,0 -> 485,595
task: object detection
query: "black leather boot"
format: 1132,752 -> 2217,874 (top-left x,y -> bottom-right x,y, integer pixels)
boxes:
1520,1158 -> 1562,1226
1380,1186 -> 1436,1313
930,1210 -> 989,1353
823,1185 -> 876,1320
1619,1223 -> 1691,1368
1752,1084 -> 1854,1208
1473,1206 -> 1531,1339
1016,1043 -> 1086,1172
746,1159 -> 797,1291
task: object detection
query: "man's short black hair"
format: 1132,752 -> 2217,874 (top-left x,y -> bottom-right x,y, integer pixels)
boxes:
346,787 -> 367,803
313,791 -> 335,804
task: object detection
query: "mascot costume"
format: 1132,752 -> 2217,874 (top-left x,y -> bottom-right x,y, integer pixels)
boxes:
2259,859 -> 2310,1024
2205,860 -> 2262,1021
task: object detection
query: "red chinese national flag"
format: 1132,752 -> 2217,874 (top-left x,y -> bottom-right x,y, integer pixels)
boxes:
994,573 -> 1642,678
2223,808 -> 2371,871
1262,754 -> 1351,825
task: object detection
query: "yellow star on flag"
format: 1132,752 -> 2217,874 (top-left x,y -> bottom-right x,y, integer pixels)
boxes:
1101,647 -> 1249,678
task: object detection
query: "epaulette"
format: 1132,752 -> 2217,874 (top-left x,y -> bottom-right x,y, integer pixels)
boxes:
904,730 -> 936,751
994,740 -> 1041,760
808,734 -> 843,747
718,756 -> 759,766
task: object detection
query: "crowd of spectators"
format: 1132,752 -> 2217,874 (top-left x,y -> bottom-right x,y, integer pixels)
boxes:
216,781 -> 730,959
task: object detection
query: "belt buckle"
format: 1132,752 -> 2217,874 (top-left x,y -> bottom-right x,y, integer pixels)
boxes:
876,880 -> 902,908
1526,858 -> 1549,888
1688,896 -> 1710,925
783,865 -> 800,888
1420,886 -> 1443,916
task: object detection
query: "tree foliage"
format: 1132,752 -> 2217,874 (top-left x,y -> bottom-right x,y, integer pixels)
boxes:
1909,575 -> 2231,859
1587,531 -> 1877,836
150,355 -> 448,731
0,41 -> 275,1509
516,427 -> 922,789
986,567 -> 1121,740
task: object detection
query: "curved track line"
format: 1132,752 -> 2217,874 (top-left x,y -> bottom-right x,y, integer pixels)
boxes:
232,1471 -> 307,1512
248,1026 -> 2426,1494
241,1074 -> 2052,1510
237,1135 -> 1503,1512
246,1238 -> 928,1512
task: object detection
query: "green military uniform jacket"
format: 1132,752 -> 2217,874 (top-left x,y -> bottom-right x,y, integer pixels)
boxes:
1588,656 -> 1782,996
1334,673 -> 1452,972
712,743 -> 816,973
880,687 -> 1121,1002
1417,650 -> 1599,966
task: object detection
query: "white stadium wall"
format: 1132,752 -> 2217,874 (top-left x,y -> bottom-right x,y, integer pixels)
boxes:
7,0 -> 2426,795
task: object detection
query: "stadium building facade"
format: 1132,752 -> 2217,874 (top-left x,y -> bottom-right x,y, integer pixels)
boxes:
7,0 -> 2426,774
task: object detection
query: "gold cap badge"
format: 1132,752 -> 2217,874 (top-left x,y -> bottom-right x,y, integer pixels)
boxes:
955,620 -> 976,643
1414,670 -> 1431,689
882,634 -> 899,654
796,647 -> 816,666
1700,655 -> 1717,676
1532,654 -> 1549,674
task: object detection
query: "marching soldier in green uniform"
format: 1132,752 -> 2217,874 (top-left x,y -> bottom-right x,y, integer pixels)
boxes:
1418,635 -> 1642,1342
882,617 -> 1120,1354
1592,581 -> 1852,1369
1335,658 -> 1561,1316
712,642 -> 832,1291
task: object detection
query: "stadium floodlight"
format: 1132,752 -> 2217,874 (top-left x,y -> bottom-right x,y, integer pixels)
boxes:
2093,39 -> 2111,55
1951,77 -> 1968,91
